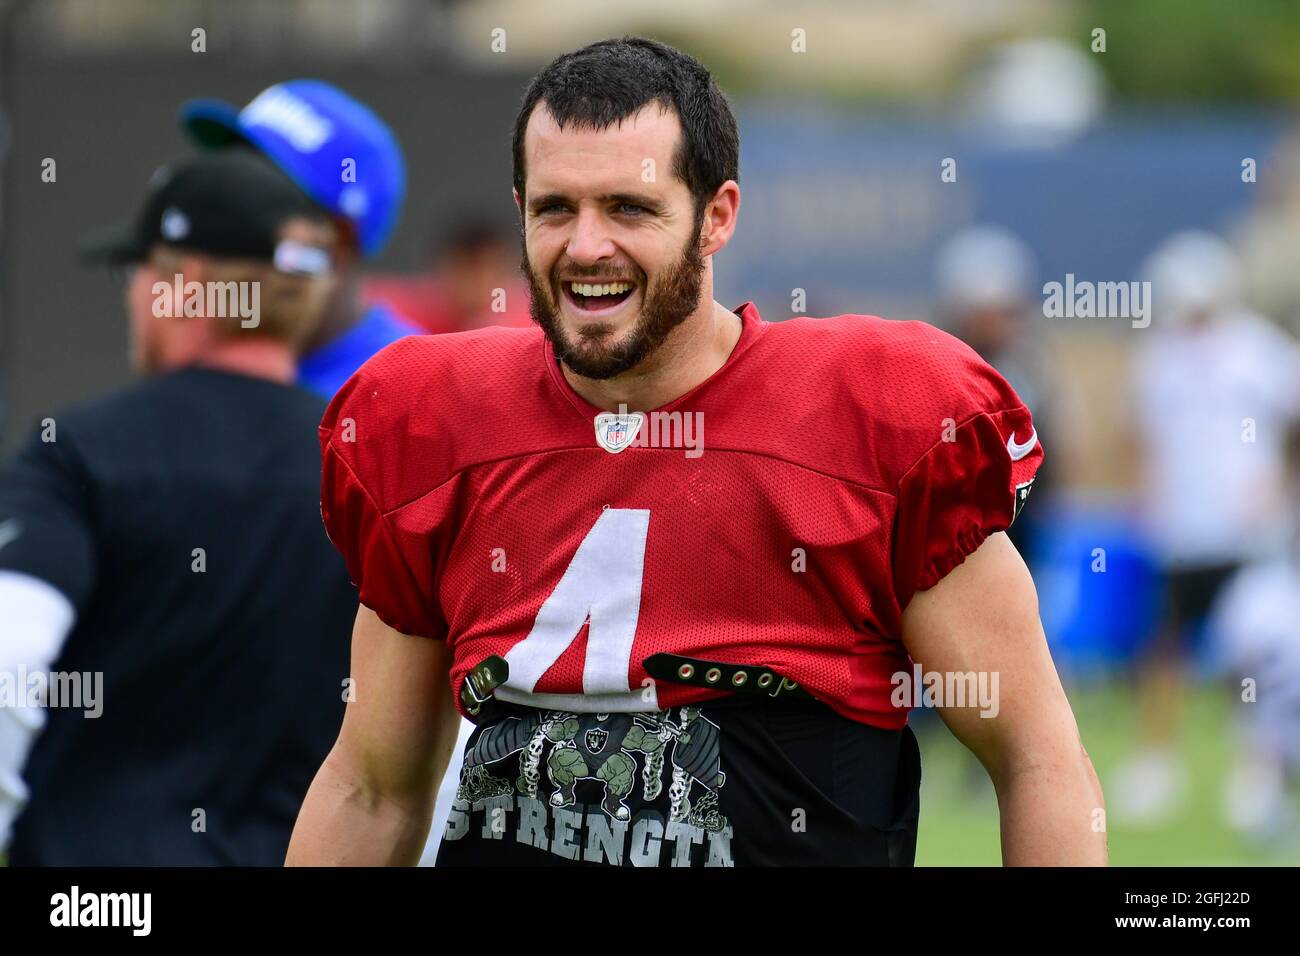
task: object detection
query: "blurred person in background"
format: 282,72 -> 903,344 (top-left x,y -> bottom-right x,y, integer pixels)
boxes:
1232,133 -> 1300,337
0,150 -> 358,864
365,215 -> 533,334
1116,230 -> 1300,826
1211,420 -> 1300,848
933,224 -> 1083,571
180,79 -> 418,398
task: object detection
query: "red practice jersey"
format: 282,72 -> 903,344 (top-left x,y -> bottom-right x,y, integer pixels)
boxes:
319,302 -> 1043,730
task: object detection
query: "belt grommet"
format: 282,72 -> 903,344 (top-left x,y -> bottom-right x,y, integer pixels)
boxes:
757,673 -> 774,688
705,667 -> 722,684
731,671 -> 748,686
678,663 -> 695,680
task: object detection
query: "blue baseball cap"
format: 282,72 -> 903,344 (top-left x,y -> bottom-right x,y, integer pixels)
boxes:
180,80 -> 405,259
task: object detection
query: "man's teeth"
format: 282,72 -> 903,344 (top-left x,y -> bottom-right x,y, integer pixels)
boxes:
570,281 -> 632,297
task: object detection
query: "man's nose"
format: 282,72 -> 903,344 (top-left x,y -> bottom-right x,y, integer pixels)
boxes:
564,207 -> 616,265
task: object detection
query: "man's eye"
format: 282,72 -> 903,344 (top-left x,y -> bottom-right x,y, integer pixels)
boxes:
616,203 -> 647,216
536,204 -> 568,216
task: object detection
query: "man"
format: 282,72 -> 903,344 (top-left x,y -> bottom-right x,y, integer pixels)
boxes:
289,38 -> 1105,867
0,150 -> 358,864
365,216 -> 534,335
181,79 -> 418,397
1211,420 -> 1300,844
1116,231 -> 1300,825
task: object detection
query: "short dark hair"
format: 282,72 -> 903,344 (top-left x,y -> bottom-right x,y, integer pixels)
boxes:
511,37 -> 739,217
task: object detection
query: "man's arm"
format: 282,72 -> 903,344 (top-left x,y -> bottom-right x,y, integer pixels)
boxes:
901,531 -> 1106,865
286,604 -> 461,866
0,429 -> 97,849
0,572 -> 78,847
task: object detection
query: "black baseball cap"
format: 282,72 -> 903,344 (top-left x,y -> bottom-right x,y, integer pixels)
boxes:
81,149 -> 332,275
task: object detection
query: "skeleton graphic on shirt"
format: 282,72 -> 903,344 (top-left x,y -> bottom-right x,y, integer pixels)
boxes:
456,705 -> 728,832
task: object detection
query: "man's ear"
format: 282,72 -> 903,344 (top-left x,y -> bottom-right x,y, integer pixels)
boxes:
699,181 -> 740,258
513,188 -> 525,220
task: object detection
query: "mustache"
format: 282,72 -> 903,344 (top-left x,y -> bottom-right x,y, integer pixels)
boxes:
551,264 -> 644,283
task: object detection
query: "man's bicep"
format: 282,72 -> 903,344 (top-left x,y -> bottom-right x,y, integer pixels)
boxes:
900,532 -> 1078,778
336,604 -> 459,801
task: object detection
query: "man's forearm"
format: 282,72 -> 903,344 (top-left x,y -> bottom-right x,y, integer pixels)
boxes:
286,748 -> 434,866
995,751 -> 1108,865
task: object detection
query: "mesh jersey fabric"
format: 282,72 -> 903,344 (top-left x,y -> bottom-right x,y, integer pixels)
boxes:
318,302 -> 1042,730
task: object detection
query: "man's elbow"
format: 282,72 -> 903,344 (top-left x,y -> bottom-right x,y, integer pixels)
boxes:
984,719 -> 1109,860
987,710 -> 1101,794
329,739 -> 438,822
287,743 -> 436,867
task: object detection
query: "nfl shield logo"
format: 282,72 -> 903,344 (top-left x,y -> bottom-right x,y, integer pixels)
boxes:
594,411 -> 645,454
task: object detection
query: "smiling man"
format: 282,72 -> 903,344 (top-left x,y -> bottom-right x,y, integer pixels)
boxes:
287,37 -> 1105,867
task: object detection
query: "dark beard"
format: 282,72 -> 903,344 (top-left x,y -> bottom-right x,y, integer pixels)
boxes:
523,229 -> 706,381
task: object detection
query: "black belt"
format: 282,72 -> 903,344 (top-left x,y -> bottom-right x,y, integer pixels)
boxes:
642,653 -> 813,700
458,652 -> 812,719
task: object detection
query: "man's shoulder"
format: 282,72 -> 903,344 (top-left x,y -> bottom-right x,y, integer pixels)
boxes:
30,372 -> 205,448
319,326 -> 548,502
762,312 -> 985,377
325,326 -> 544,423
755,314 -> 1020,459
31,371 -> 327,477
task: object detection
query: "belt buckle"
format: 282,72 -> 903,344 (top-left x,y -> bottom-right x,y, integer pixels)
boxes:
459,655 -> 509,718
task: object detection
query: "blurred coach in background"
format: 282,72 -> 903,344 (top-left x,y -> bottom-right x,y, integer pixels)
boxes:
0,150 -> 358,864
180,79 -> 419,398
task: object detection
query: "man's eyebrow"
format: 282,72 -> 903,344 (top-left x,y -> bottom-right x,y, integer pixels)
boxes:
527,193 -> 571,212
526,192 -> 668,214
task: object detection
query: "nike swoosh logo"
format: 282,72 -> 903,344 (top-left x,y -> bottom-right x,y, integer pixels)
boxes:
1006,428 -> 1038,461
0,519 -> 21,552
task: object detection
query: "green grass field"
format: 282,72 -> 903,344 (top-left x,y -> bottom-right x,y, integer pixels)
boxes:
914,680 -> 1300,866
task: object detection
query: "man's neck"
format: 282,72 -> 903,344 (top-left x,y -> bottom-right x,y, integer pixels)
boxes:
561,299 -> 743,412
184,337 -> 298,384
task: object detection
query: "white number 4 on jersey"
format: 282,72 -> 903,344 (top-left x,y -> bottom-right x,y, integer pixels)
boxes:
496,508 -> 658,712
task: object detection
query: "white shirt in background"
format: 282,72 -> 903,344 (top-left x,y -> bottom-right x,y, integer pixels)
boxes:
1132,311 -> 1300,567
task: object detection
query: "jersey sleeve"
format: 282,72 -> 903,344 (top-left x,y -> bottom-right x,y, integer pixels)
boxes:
889,347 -> 1044,611
318,365 -> 448,641
0,427 -> 98,610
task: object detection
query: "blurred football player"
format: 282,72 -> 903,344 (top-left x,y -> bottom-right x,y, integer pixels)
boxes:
288,38 -> 1104,867
1116,231 -> 1300,825
1211,420 -> 1300,847
180,79 -> 419,397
